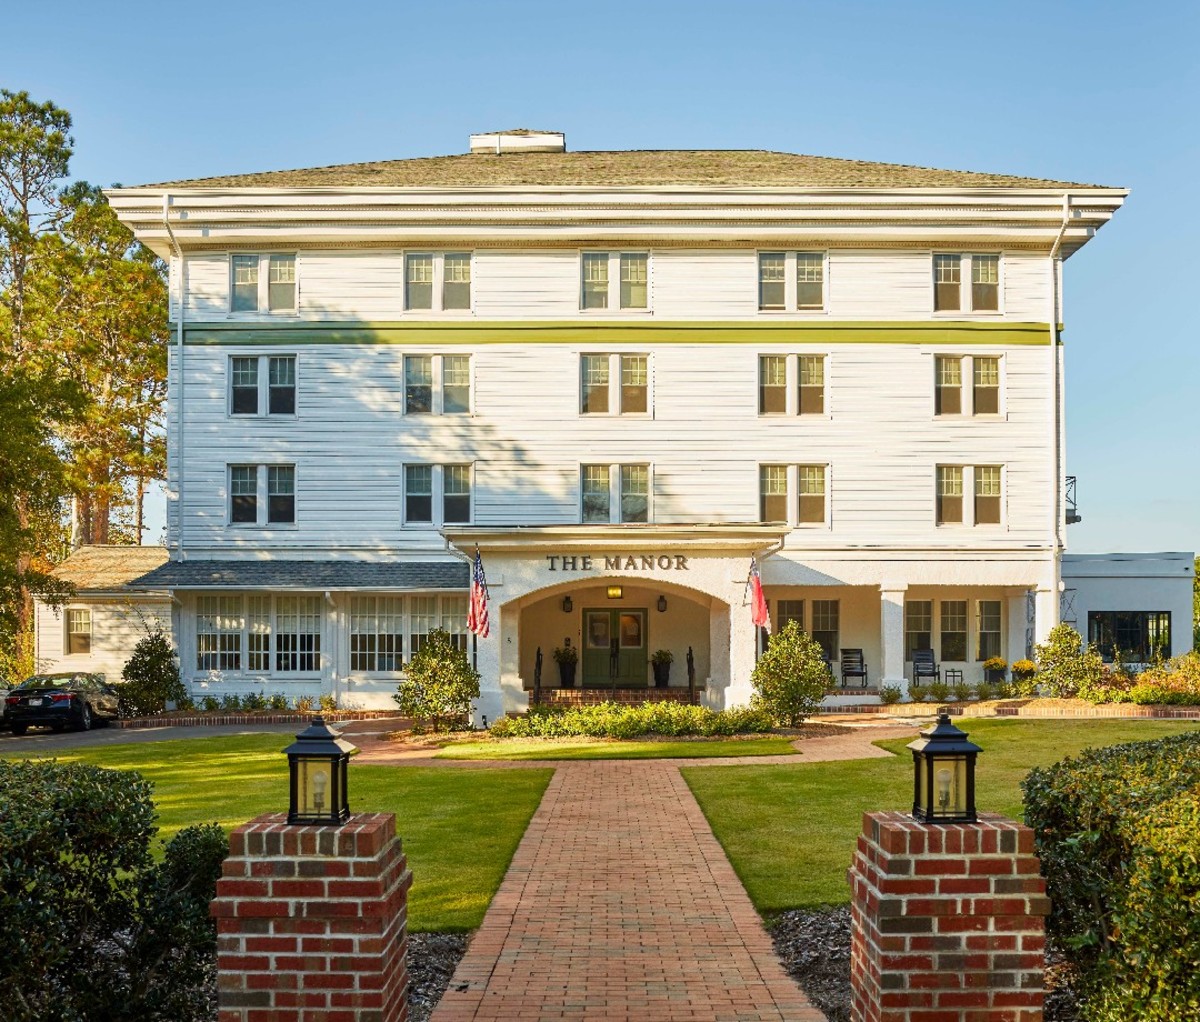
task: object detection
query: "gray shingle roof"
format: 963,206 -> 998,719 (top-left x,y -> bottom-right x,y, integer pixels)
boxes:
52,545 -> 170,590
146,149 -> 1102,191
130,559 -> 469,590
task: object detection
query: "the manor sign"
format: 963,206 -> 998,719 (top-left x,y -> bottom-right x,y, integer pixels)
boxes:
546,554 -> 689,572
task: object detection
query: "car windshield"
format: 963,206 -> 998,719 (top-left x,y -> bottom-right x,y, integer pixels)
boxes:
15,675 -> 84,691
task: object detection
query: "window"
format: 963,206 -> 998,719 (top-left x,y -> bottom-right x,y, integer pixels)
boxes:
230,355 -> 297,416
404,252 -> 472,312
580,354 -> 649,415
1088,611 -> 1171,662
197,594 -> 321,675
799,355 -> 825,414
935,355 -> 1002,416
811,600 -> 839,661
581,464 -> 650,523
759,356 -> 786,414
350,597 -> 404,672
247,597 -> 271,671
936,466 -> 964,525
581,252 -> 650,311
777,600 -> 804,632
229,465 -> 295,525
759,466 -> 788,522
196,596 -> 244,671
409,595 -> 438,655
405,354 -> 471,414
905,601 -> 932,662
798,465 -> 826,524
935,356 -> 962,415
759,252 -> 826,312
974,466 -> 1002,525
940,601 -> 968,661
973,356 -> 1000,414
66,608 -> 91,655
404,464 -> 471,526
230,254 -> 296,313
934,254 -> 1000,313
275,597 -> 321,672
976,601 -> 1002,661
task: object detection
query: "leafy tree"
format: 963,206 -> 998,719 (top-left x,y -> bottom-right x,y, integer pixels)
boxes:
1034,622 -> 1106,699
121,627 -> 185,716
394,627 -> 480,731
750,620 -> 829,727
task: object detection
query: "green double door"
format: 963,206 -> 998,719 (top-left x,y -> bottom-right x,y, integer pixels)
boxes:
581,608 -> 648,687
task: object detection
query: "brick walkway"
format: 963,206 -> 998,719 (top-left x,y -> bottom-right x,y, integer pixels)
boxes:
429,761 -> 825,1022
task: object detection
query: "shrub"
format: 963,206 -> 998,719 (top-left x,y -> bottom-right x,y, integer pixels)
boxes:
879,684 -> 903,705
198,695 -> 218,712
268,693 -> 289,711
952,681 -> 973,702
0,760 -> 226,1021
219,693 -> 242,711
992,679 -> 1014,699
120,628 -> 186,717
295,695 -> 315,713
907,684 -> 928,703
395,627 -> 481,731
749,620 -> 829,727
487,701 -> 774,739
927,681 -> 950,703
242,691 -> 266,711
974,681 -> 995,702
319,693 -> 337,712
1035,622 -> 1105,699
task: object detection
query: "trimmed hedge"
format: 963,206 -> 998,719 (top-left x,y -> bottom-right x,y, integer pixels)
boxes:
488,701 -> 775,739
0,759 -> 227,1021
1022,730 -> 1200,1017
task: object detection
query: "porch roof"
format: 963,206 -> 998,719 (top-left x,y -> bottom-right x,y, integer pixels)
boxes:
442,523 -> 790,554
129,559 -> 469,591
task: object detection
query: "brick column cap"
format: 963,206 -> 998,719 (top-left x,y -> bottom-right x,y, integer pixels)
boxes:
227,812 -> 397,859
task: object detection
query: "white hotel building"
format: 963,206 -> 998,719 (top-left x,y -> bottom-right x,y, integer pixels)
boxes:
103,131 -> 1137,720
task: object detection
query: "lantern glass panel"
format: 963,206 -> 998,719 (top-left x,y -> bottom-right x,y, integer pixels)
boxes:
931,755 -> 968,819
298,756 -> 334,818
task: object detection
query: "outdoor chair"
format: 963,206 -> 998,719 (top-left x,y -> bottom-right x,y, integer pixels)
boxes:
912,648 -> 940,684
840,648 -> 868,688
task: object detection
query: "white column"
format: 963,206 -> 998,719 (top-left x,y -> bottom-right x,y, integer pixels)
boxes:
725,600 -> 759,710
1034,585 -> 1059,648
1006,592 -> 1030,665
880,585 -> 908,693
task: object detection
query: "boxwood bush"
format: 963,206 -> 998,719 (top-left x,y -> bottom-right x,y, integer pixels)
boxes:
0,760 -> 227,1021
488,701 -> 774,739
1022,730 -> 1200,1017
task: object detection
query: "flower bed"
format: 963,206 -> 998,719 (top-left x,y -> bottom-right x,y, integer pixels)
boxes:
117,709 -> 409,729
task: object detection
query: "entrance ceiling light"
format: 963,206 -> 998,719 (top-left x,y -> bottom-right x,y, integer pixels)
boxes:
657,595 -> 668,613
562,596 -> 573,613
607,586 -> 623,600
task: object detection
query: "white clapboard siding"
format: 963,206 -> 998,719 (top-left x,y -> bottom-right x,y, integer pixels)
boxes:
34,597 -> 173,683
176,341 -> 1054,554
175,250 -> 1054,324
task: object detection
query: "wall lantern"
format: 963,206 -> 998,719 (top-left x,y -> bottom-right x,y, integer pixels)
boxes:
907,712 -> 981,824
562,595 -> 573,613
284,715 -> 356,826
657,595 -> 668,613
607,585 -> 623,600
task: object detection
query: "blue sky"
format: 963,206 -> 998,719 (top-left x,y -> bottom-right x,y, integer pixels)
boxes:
5,0 -> 1197,554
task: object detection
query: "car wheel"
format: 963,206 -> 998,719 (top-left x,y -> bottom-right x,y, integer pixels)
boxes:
10,724 -> 27,736
76,703 -> 93,732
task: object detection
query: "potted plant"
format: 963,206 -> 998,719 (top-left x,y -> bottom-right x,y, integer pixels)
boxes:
983,656 -> 1008,683
650,649 -> 674,688
553,644 -> 578,687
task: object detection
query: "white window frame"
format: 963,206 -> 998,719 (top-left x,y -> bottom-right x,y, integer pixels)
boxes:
756,251 -> 829,314
195,593 -> 322,677
403,353 -> 473,415
934,464 -> 1005,528
345,594 -> 469,676
757,353 -> 831,418
931,253 -> 1004,316
578,462 -> 652,524
226,464 -> 297,527
403,252 -> 474,315
930,353 -> 1006,418
402,463 -> 474,527
757,463 -> 832,528
65,607 -> 92,656
578,251 -> 652,313
578,352 -> 652,416
228,253 -> 298,315
228,354 -> 299,417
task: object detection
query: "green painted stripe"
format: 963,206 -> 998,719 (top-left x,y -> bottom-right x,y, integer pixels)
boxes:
175,320 -> 1056,347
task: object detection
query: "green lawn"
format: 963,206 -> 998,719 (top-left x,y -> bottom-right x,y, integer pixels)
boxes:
436,736 -> 798,760
683,718 -> 1200,917
1,734 -> 551,932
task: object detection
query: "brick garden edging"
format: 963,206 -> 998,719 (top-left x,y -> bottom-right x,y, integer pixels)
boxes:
118,709 -> 409,729
993,702 -> 1200,719
848,810 -> 1050,1022
210,812 -> 412,1022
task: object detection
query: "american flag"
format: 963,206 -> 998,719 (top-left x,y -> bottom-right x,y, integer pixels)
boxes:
747,556 -> 771,632
467,546 -> 491,639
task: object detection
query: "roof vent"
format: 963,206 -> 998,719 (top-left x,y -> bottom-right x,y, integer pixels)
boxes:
469,129 -> 565,155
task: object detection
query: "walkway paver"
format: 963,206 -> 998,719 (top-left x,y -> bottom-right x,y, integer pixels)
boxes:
429,761 -> 825,1022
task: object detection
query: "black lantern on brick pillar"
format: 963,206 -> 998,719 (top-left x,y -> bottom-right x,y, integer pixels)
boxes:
284,715 -> 356,825
908,712 -> 981,824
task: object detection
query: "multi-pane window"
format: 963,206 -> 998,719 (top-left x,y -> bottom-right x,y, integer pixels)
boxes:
66,608 -> 92,655
758,253 -> 786,310
582,465 -> 611,523
443,254 -> 472,310
934,254 -> 1000,313
759,466 -> 788,522
406,254 -> 435,310
405,354 -> 471,415
229,465 -> 293,526
404,465 -> 433,523
905,601 -> 933,662
197,595 -> 321,675
1087,611 -> 1171,662
230,355 -> 297,416
267,466 -> 295,524
580,354 -> 649,414
440,596 -> 469,652
247,597 -> 271,671
230,465 -> 258,524
936,466 -> 964,525
973,356 -> 1000,414
196,596 -> 243,671
974,466 -> 1002,525
798,466 -> 826,524
409,596 -> 438,655
443,465 -> 471,523
759,356 -> 787,414
976,601 -> 1002,661
230,254 -> 296,313
620,465 -> 649,523
776,600 -> 804,632
275,596 -> 321,673
581,464 -> 650,523
405,252 -> 472,312
759,252 -> 826,312
404,465 -> 471,526
796,253 -> 824,309
799,355 -> 825,414
350,597 -> 405,672
940,601 -> 968,661
935,356 -> 963,415
811,600 -> 840,661
581,252 -> 650,310
935,355 -> 1002,416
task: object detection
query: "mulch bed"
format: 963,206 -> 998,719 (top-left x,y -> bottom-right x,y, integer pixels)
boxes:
408,933 -> 470,1022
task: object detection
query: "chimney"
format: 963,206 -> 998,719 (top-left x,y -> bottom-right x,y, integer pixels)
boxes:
469,129 -> 566,155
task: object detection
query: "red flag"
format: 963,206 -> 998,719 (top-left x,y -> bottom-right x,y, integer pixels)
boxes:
467,547 -> 490,639
748,557 -> 771,632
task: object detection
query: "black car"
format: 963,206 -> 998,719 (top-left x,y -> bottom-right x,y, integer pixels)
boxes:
4,673 -> 121,734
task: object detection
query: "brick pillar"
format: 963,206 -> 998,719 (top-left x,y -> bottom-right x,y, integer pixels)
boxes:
848,811 -> 1050,1022
211,812 -> 412,1022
